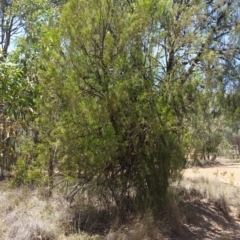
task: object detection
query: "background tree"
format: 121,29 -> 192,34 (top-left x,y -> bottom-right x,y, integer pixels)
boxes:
0,0 -> 61,178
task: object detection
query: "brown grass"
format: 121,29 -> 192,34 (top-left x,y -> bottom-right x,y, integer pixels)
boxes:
0,181 -> 101,240
178,176 -> 240,208
106,210 -> 167,240
1,171 -> 239,240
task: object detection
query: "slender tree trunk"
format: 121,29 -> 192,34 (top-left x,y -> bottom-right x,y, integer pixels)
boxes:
48,153 -> 54,197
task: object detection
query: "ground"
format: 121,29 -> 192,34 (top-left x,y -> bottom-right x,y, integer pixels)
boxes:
184,160 -> 240,185
173,158 -> 240,240
2,158 -> 240,240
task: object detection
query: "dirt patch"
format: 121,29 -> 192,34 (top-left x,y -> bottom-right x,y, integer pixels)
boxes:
183,162 -> 240,186
173,160 -> 240,240
169,198 -> 240,240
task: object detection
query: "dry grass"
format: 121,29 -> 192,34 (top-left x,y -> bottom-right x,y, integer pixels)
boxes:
175,175 -> 240,223
3,174 -> 238,240
0,180 -> 174,240
105,211 -> 167,240
178,176 -> 240,207
0,181 -> 101,240
58,234 -> 101,240
0,182 -> 167,239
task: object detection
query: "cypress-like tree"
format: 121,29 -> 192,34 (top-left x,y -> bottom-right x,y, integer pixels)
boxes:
31,0 -> 240,213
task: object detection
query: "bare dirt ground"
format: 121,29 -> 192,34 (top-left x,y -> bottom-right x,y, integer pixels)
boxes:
173,158 -> 240,240
184,161 -> 240,186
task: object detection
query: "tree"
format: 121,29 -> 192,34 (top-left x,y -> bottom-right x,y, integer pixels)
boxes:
0,0 -> 62,179
26,0 -> 240,213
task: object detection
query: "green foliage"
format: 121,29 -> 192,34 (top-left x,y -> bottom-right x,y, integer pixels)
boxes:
0,0 -> 62,177
35,0 -> 191,211
9,0 -> 240,216
0,60 -> 36,119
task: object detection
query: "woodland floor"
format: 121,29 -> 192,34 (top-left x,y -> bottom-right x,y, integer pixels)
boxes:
2,159 -> 240,239
171,158 -> 240,240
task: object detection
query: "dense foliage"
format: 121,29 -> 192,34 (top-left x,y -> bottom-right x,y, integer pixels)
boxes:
1,0 -> 240,215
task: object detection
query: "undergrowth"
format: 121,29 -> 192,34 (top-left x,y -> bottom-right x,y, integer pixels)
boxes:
0,180 -> 184,240
0,175 -> 237,240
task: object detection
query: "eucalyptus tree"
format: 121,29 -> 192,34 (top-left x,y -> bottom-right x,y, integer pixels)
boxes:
169,0 -> 240,162
0,0 -> 62,178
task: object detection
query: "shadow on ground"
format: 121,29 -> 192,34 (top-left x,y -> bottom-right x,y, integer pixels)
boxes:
169,194 -> 240,240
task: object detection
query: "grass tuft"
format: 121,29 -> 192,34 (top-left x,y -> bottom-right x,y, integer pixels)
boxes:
0,181 -> 100,240
106,210 -> 166,240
